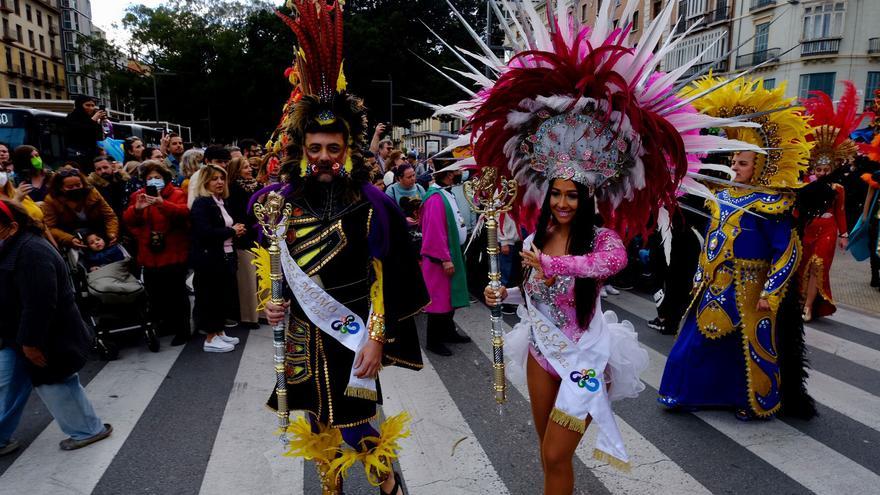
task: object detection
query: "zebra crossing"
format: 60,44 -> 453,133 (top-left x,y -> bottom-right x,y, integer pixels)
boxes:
1,290 -> 878,495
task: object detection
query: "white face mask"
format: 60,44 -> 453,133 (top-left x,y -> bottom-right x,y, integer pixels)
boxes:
0,171 -> 7,188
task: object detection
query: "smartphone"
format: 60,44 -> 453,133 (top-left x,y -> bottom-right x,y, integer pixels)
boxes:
145,185 -> 159,197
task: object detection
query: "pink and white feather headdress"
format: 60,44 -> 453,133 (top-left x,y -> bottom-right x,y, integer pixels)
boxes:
420,0 -> 765,237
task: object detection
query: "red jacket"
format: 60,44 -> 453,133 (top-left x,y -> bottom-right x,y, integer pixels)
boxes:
123,184 -> 190,268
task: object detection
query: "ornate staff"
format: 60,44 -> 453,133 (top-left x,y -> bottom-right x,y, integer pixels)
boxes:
464,167 -> 518,404
254,192 -> 293,444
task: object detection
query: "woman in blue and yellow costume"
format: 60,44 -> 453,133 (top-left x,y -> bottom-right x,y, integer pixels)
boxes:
658,77 -> 818,421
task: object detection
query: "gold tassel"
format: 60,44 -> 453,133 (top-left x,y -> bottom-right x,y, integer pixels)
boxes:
550,408 -> 586,434
357,412 -> 412,486
344,386 -> 378,402
592,448 -> 632,473
250,243 -> 272,311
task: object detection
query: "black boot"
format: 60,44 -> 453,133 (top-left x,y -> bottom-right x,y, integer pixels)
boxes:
426,314 -> 453,356
442,312 -> 471,344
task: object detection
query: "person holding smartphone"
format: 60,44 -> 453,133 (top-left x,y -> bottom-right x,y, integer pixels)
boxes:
65,96 -> 105,173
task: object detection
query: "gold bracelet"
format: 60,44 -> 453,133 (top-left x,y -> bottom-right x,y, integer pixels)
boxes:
368,313 -> 386,344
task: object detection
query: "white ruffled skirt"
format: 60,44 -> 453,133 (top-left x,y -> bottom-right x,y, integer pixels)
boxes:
505,305 -> 649,402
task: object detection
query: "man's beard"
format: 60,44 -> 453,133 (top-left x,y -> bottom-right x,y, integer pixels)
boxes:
310,160 -> 338,183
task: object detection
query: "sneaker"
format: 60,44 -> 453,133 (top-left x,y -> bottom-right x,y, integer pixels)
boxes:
653,289 -> 665,306
204,337 -> 235,353
647,317 -> 665,330
218,332 -> 240,345
0,440 -> 20,456
59,424 -> 112,451
605,285 -> 620,295
224,319 -> 239,328
600,287 -> 608,298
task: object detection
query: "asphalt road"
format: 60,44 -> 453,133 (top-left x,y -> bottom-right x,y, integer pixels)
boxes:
1,289 -> 878,494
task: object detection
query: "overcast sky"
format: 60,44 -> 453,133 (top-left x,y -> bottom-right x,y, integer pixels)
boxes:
91,0 -> 166,46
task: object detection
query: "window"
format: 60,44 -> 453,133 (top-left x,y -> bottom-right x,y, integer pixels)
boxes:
802,1 -> 845,40
37,11 -> 42,27
30,56 -> 36,77
763,78 -> 776,90
632,11 -> 639,31
4,46 -> 10,69
581,4 -> 587,22
799,72 -> 836,99
13,0 -> 18,16
46,91 -> 52,99
755,22 -> 770,53
865,72 -> 880,109
27,30 -> 33,49
39,35 -> 44,52
22,86 -> 29,99
18,52 -> 24,72
25,3 -> 30,22
53,64 -> 58,80
34,90 -> 41,100
15,24 -> 21,42
42,60 -> 47,77
7,83 -> 16,99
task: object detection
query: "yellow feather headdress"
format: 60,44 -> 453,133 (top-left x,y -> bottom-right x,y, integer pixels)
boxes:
680,76 -> 813,189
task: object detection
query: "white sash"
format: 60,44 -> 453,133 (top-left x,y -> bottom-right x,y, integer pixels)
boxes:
278,239 -> 377,400
524,292 -> 630,469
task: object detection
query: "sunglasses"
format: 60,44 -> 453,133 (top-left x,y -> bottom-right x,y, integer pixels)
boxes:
58,167 -> 81,178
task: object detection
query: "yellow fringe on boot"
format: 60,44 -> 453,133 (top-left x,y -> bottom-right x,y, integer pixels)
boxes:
250,244 -> 272,311
358,412 -> 412,486
592,448 -> 632,473
283,416 -> 343,462
550,408 -> 586,434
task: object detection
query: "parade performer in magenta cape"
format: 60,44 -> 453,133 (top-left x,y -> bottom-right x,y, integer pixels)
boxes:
255,2 -> 427,494
797,81 -> 871,321
658,75 -> 818,421
424,1 -> 768,492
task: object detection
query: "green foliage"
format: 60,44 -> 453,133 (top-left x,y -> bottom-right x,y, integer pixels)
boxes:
94,0 -> 487,143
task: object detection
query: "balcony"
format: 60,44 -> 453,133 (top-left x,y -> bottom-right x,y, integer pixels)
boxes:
869,38 -> 880,55
750,0 -> 776,11
709,6 -> 730,24
0,1 -> 12,14
51,48 -> 62,61
801,37 -> 841,57
683,59 -> 729,79
2,29 -> 16,42
735,48 -> 781,70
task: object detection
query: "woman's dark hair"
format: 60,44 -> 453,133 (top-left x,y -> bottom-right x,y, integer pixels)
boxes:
12,145 -> 39,173
394,163 -> 413,179
123,137 -> 143,162
0,199 -> 42,236
143,146 -> 162,161
532,179 -> 598,328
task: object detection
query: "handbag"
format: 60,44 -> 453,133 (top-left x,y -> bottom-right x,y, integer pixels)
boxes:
146,209 -> 167,253
847,190 -> 878,262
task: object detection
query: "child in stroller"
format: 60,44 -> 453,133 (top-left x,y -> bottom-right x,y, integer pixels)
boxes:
69,229 -> 160,360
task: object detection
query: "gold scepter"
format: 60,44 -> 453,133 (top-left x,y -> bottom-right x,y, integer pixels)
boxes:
464,167 -> 518,404
253,192 -> 293,444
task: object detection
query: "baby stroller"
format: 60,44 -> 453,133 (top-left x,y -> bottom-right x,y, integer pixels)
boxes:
66,245 -> 159,360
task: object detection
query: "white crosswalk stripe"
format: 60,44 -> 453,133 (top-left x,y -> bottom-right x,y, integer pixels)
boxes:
2,290 -> 879,495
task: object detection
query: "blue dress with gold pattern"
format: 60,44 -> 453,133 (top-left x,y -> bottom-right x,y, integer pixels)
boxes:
658,188 -> 800,417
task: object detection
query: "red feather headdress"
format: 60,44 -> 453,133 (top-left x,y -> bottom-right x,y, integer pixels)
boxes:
803,81 -> 872,170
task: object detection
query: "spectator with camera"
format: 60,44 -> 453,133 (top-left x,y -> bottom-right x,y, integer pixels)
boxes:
190,165 -> 245,352
123,161 -> 192,346
12,145 -> 50,203
41,166 -> 119,250
65,96 -> 105,173
0,199 -> 112,455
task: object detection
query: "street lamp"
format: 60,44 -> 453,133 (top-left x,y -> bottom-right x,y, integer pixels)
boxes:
150,71 -> 176,126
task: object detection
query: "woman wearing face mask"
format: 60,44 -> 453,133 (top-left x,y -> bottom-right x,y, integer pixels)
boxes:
226,156 -> 261,329
41,166 -> 119,249
190,165 -> 246,353
12,145 -> 50,203
123,161 -> 192,346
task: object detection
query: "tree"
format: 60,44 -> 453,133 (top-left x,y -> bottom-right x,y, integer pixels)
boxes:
90,0 -> 489,143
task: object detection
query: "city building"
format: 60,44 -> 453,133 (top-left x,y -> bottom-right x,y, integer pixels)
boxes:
0,0 -> 67,99
731,0 -> 880,110
59,0 -> 107,104
396,116 -> 464,156
659,1 -> 734,79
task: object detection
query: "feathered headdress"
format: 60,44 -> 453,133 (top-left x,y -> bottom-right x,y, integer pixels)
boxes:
272,0 -> 367,174
802,80 -> 872,170
421,0 -> 764,238
680,76 -> 812,189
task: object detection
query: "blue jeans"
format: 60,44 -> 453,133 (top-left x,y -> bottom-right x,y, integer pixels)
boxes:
0,348 -> 32,447
0,348 -> 104,443
35,373 -> 104,441
499,250 -> 514,286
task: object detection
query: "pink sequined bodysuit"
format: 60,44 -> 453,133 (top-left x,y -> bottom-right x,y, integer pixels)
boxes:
512,228 -> 627,379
